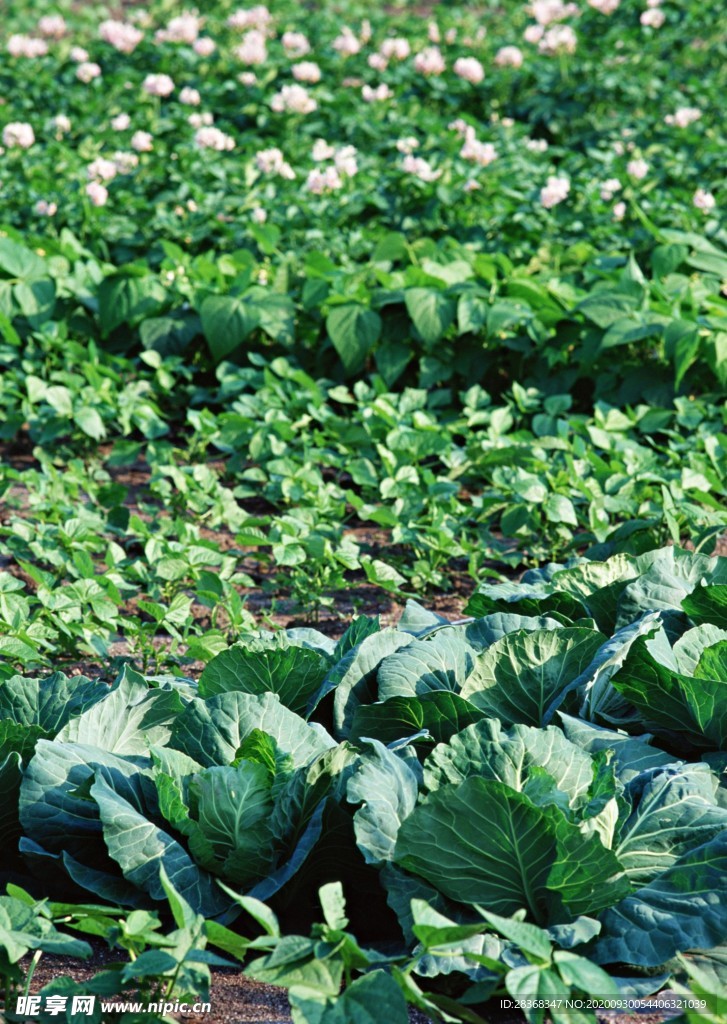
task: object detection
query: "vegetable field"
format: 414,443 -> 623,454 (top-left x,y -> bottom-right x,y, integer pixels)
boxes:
0,0 -> 725,1022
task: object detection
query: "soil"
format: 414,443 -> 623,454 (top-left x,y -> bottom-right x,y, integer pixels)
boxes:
21,948 -> 685,1024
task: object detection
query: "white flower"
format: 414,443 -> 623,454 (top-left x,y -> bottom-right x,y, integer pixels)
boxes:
99,19 -> 143,54
235,29 -> 267,65
402,154 -> 441,182
2,122 -> 35,148
396,136 -> 419,154
86,181 -> 108,206
195,126 -> 234,150
227,6 -> 272,31
334,145 -> 358,176
454,56 -> 484,84
113,151 -> 139,173
540,175 -> 570,207
251,206 -> 267,223
180,87 -> 201,106
87,157 -> 117,182
539,25 -> 577,55
530,0 -> 578,24
193,37 -> 216,56
362,83 -> 392,102
131,130 -> 153,152
53,114 -> 72,134
640,8 -> 665,27
588,0 -> 620,12
76,61 -> 102,83
332,28 -> 361,57
111,113 -> 131,131
413,46 -> 445,76
69,46 -> 89,62
7,34 -> 48,58
380,37 -> 410,60
292,61 -> 321,83
270,84 -> 316,114
627,158 -> 649,179
35,199 -> 58,215
306,166 -> 344,193
664,107 -> 701,128
38,15 -> 67,38
693,188 -> 715,211
495,46 -> 524,67
155,13 -> 200,45
282,31 -> 310,56
311,139 -> 335,161
143,73 -> 174,96
612,201 -> 626,220
460,138 -> 498,166
600,177 -> 622,200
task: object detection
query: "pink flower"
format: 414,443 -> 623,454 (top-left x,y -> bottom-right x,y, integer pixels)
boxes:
640,8 -> 665,26
380,37 -> 410,60
627,158 -> 649,179
362,83 -> 392,102
600,177 -> 621,200
180,86 -> 201,106
311,139 -> 335,161
87,157 -> 117,181
238,72 -> 257,86
131,130 -> 153,152
664,107 -> 701,128
251,206 -> 267,223
99,20 -> 143,54
69,46 -> 89,62
52,114 -> 72,134
539,25 -> 577,54
2,122 -> 35,148
402,154 -> 441,182
110,113 -> 131,131
306,166 -> 344,193
428,21 -> 441,43
332,28 -> 361,57
460,138 -> 498,166
588,0 -> 620,12
396,136 -> 419,154
35,199 -> 58,216
227,6 -> 272,31
524,24 -> 545,43
143,73 -> 174,97
155,13 -> 200,45
193,37 -> 216,57
413,46 -> 445,76
188,112 -> 213,127
530,0 -> 578,24
368,54 -> 388,71
113,151 -> 139,173
693,188 -> 715,211
195,126 -> 234,150
453,56 -> 485,84
282,31 -> 310,56
235,29 -> 267,65
254,148 -> 295,178
7,34 -> 48,58
270,84 -> 316,114
38,15 -> 67,38
495,46 -> 524,67
612,201 -> 626,220
464,179 -> 481,192
540,175 -> 570,207
334,146 -> 358,176
292,61 -> 321,83
86,181 -> 108,206
76,61 -> 102,83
